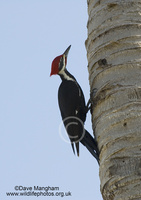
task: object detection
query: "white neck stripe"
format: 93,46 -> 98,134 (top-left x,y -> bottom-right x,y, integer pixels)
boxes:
59,70 -> 74,81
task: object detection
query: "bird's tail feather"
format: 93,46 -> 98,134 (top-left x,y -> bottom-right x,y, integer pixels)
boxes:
80,130 -> 99,164
71,143 -> 75,155
71,141 -> 79,157
75,142 -> 79,157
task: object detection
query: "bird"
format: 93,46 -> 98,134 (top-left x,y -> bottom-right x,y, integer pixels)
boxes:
50,45 -> 99,163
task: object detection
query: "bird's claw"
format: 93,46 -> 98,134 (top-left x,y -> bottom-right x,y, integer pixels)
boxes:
86,99 -> 92,114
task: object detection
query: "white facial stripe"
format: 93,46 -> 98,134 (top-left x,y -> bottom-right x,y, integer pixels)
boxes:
60,55 -> 66,72
59,55 -> 74,81
59,70 -> 74,81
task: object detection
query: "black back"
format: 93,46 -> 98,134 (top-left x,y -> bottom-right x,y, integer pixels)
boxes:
58,80 -> 86,145
58,80 -> 86,122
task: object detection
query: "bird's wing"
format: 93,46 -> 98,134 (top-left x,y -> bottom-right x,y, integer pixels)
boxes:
58,80 -> 86,156
58,80 -> 86,121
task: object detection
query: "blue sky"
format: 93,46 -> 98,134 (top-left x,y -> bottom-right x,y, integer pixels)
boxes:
0,1 -> 102,199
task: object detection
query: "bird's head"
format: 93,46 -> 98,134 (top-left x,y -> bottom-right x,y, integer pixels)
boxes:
50,45 -> 71,76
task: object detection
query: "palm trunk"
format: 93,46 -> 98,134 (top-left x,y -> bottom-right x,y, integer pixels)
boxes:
85,0 -> 141,199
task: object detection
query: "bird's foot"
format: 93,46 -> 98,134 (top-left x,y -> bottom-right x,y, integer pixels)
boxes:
85,99 -> 92,114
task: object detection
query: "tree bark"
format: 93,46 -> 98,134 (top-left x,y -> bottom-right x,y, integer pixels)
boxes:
85,0 -> 141,199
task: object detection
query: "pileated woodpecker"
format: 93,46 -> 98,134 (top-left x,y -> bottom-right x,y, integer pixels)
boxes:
50,45 -> 99,163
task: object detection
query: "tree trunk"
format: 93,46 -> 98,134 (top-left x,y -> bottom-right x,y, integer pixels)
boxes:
85,0 -> 141,199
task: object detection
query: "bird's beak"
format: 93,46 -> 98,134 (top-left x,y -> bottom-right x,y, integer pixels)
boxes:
63,45 -> 71,58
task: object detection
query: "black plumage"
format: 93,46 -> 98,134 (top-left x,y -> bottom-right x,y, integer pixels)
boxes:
50,45 -> 99,164
58,74 -> 99,163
